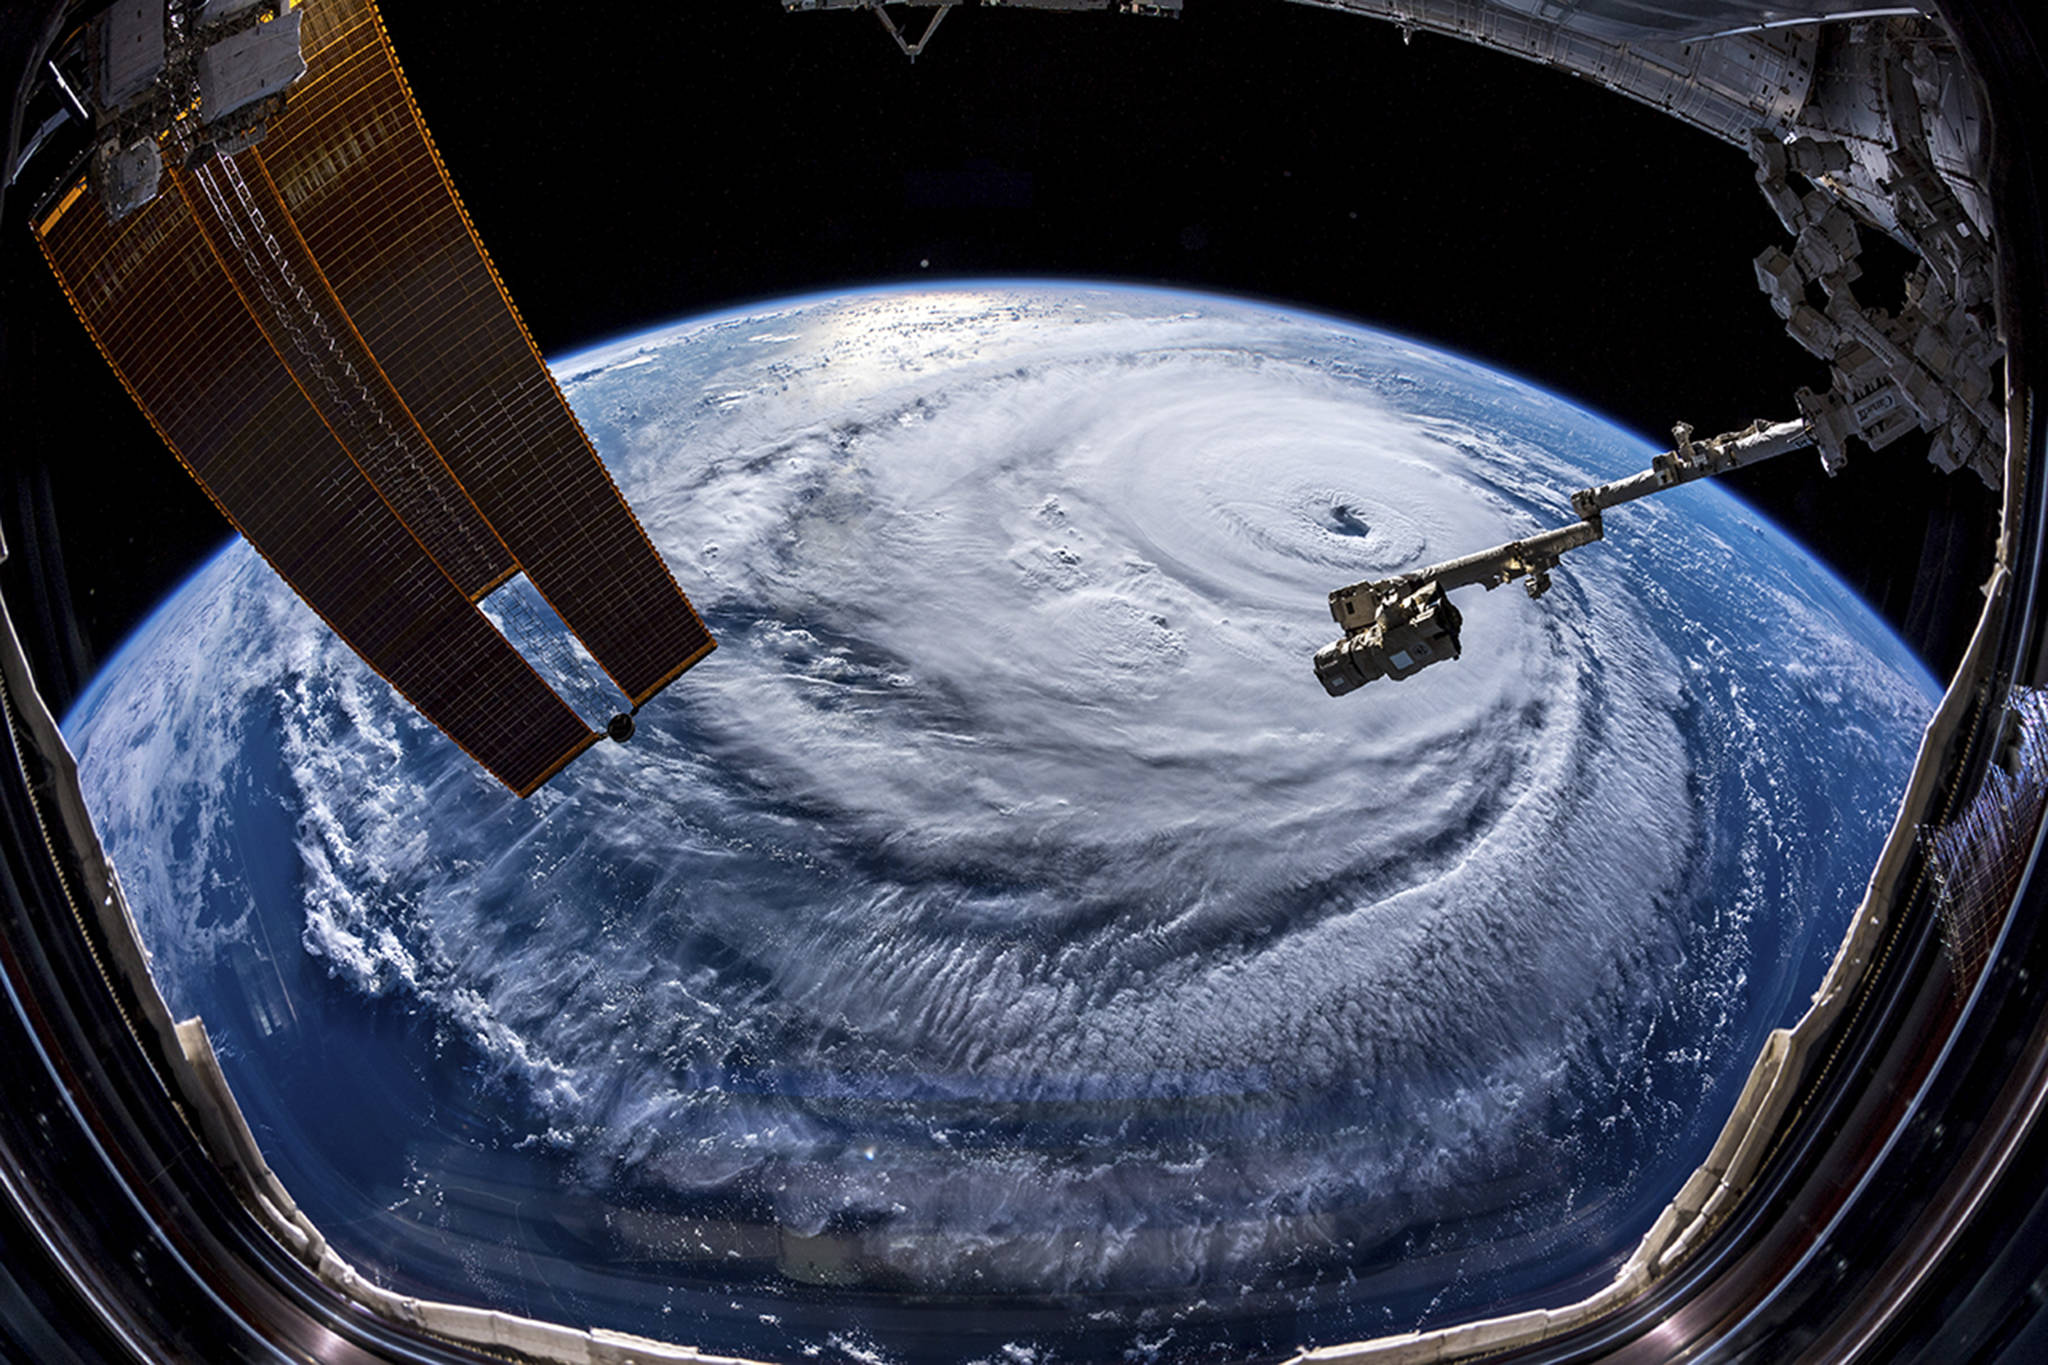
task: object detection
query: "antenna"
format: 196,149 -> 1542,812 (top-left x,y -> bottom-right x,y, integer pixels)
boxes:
783,0 -> 1180,62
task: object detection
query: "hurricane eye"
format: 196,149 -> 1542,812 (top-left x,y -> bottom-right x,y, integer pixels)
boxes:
1326,503 -> 1374,537
68,284 -> 1939,1365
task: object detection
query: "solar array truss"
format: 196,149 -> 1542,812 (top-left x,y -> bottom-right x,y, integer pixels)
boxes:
37,0 -> 714,796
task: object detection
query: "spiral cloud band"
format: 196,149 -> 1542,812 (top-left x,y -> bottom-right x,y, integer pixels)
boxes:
69,286 -> 1935,1353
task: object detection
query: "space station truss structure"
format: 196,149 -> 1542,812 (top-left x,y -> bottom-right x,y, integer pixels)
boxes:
36,0 -> 715,797
1285,0 -> 2007,487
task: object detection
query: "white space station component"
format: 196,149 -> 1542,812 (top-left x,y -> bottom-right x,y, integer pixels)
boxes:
85,0 -> 309,219
195,10 -> 304,124
1292,0 -> 2005,491
1314,418 -> 1814,695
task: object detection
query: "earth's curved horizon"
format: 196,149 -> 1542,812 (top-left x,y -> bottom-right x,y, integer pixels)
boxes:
68,281 -> 1937,1364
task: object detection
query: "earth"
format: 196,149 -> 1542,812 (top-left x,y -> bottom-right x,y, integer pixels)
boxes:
66,283 -> 1937,1364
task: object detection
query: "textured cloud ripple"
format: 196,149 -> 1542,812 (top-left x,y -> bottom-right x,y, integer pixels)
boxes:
69,286 -> 1935,1352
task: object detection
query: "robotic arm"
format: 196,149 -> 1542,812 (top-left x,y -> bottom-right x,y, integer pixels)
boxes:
1313,418 -> 1813,696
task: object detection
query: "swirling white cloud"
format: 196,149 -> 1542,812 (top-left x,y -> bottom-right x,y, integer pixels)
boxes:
69,286 -> 1934,1301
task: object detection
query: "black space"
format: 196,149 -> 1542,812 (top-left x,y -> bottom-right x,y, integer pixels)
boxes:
0,0 -> 1999,707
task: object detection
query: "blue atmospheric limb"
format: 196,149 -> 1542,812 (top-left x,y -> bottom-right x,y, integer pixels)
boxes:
65,282 -> 1937,1364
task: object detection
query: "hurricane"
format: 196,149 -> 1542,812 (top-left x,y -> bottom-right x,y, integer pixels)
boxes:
67,284 -> 1936,1361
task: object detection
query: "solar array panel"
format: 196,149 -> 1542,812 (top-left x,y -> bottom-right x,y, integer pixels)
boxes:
181,147 -> 516,600
37,0 -> 714,794
261,0 -> 715,705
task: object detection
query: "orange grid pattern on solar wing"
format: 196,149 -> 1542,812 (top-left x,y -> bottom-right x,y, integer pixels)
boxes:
261,0 -> 716,705
183,146 -> 514,600
37,171 -> 598,798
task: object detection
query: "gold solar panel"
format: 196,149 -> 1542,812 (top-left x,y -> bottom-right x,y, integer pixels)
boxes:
36,0 -> 713,794
262,0 -> 716,704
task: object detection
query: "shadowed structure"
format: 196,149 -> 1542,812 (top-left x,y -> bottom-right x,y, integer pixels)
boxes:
34,0 -> 713,795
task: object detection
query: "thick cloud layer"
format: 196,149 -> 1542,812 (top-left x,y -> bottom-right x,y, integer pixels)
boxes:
70,287 -> 1934,1320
